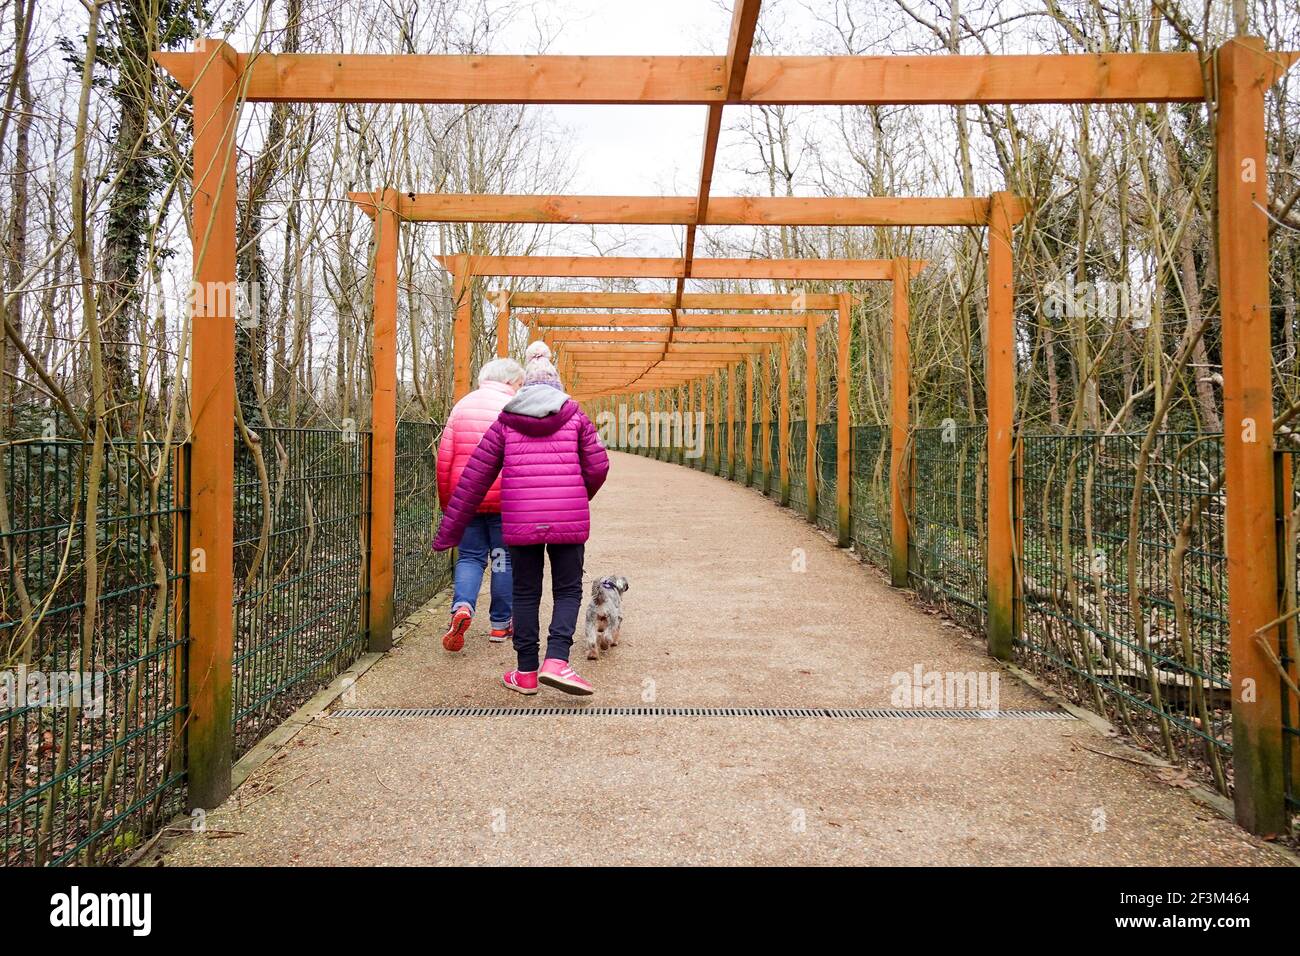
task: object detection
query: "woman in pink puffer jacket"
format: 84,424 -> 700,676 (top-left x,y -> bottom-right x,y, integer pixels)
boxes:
434,342 -> 609,696
435,358 -> 525,653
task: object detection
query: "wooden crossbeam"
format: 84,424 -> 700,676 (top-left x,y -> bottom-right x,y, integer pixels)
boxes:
512,291 -> 843,309
525,312 -> 826,328
361,194 -> 1009,225
568,356 -> 746,364
560,341 -> 766,353
544,329 -> 782,344
433,254 -> 920,280
156,51 -> 1264,106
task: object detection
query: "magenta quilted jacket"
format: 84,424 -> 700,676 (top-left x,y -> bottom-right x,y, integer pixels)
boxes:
433,386 -> 609,549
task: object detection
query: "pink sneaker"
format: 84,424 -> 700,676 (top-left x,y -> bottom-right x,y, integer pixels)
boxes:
538,658 -> 594,696
442,606 -> 472,652
501,669 -> 538,695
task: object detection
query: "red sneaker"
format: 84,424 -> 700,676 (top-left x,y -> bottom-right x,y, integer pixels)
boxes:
442,606 -> 472,652
488,623 -> 513,644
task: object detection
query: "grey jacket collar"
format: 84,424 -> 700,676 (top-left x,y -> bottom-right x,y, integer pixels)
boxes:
503,383 -> 570,418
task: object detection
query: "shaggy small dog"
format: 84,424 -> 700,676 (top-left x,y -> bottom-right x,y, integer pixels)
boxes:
584,575 -> 629,660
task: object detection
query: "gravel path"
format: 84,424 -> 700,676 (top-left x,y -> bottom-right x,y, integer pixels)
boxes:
157,452 -> 1286,866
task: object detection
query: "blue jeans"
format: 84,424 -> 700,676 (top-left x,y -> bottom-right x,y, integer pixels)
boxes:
452,514 -> 512,627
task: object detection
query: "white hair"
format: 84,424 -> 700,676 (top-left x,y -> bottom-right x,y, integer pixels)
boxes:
478,358 -> 525,387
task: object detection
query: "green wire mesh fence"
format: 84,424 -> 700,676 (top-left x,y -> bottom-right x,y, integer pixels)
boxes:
394,421 -> 451,625
1017,432 -> 1231,791
719,420 -> 732,477
789,420 -> 808,514
769,415 -> 783,495
850,425 -> 890,569
909,426 -> 987,631
815,423 -> 837,533
232,427 -> 369,758
2,439 -> 186,866
0,415 -> 471,867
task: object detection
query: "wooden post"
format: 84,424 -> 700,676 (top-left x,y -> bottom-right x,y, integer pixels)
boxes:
1216,37 -> 1285,836
452,254 -> 472,400
496,293 -> 511,358
727,363 -> 737,480
986,192 -> 1016,660
699,377 -> 708,470
186,39 -> 238,810
717,369 -> 728,476
890,261 -> 911,587
681,385 -> 691,468
367,189 -> 399,653
654,389 -> 663,460
760,347 -> 772,495
641,392 -> 649,456
805,317 -> 818,524
778,336 -> 790,505
836,292 -> 851,547
693,379 -> 703,468
666,388 -> 674,462
745,355 -> 755,485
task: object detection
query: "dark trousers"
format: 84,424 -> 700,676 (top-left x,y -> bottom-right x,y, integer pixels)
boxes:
507,542 -> 585,671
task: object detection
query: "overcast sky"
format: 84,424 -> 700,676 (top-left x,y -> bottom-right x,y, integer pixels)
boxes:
493,0 -> 740,197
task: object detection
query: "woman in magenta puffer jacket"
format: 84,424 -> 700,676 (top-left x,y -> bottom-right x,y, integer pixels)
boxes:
434,342 -> 609,696
435,358 -> 525,654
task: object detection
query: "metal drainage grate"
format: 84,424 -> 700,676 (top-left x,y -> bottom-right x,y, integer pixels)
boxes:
330,706 -> 1072,720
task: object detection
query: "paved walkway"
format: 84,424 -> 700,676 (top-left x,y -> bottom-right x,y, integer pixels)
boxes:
157,452 -> 1286,866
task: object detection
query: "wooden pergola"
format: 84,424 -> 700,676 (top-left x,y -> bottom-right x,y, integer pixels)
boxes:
155,6 -> 1296,835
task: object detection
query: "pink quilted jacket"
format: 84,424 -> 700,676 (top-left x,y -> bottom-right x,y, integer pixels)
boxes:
436,380 -> 517,513
433,385 -> 610,548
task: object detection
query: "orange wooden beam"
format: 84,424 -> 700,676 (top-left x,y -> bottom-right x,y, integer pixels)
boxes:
367,189 -> 399,653
434,254 -> 919,280
778,335 -> 790,505
155,51 -> 1257,106
513,291 -> 845,310
365,193 -> 1011,226
544,328 -> 783,344
760,346 -> 772,494
804,316 -> 818,523
526,313 -> 832,329
835,292 -> 851,547
186,38 -> 239,810
985,191 -> 1017,660
1216,37 -> 1286,836
451,254 -> 472,400
889,260 -> 911,587
495,291 -> 511,358
744,355 -> 755,483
